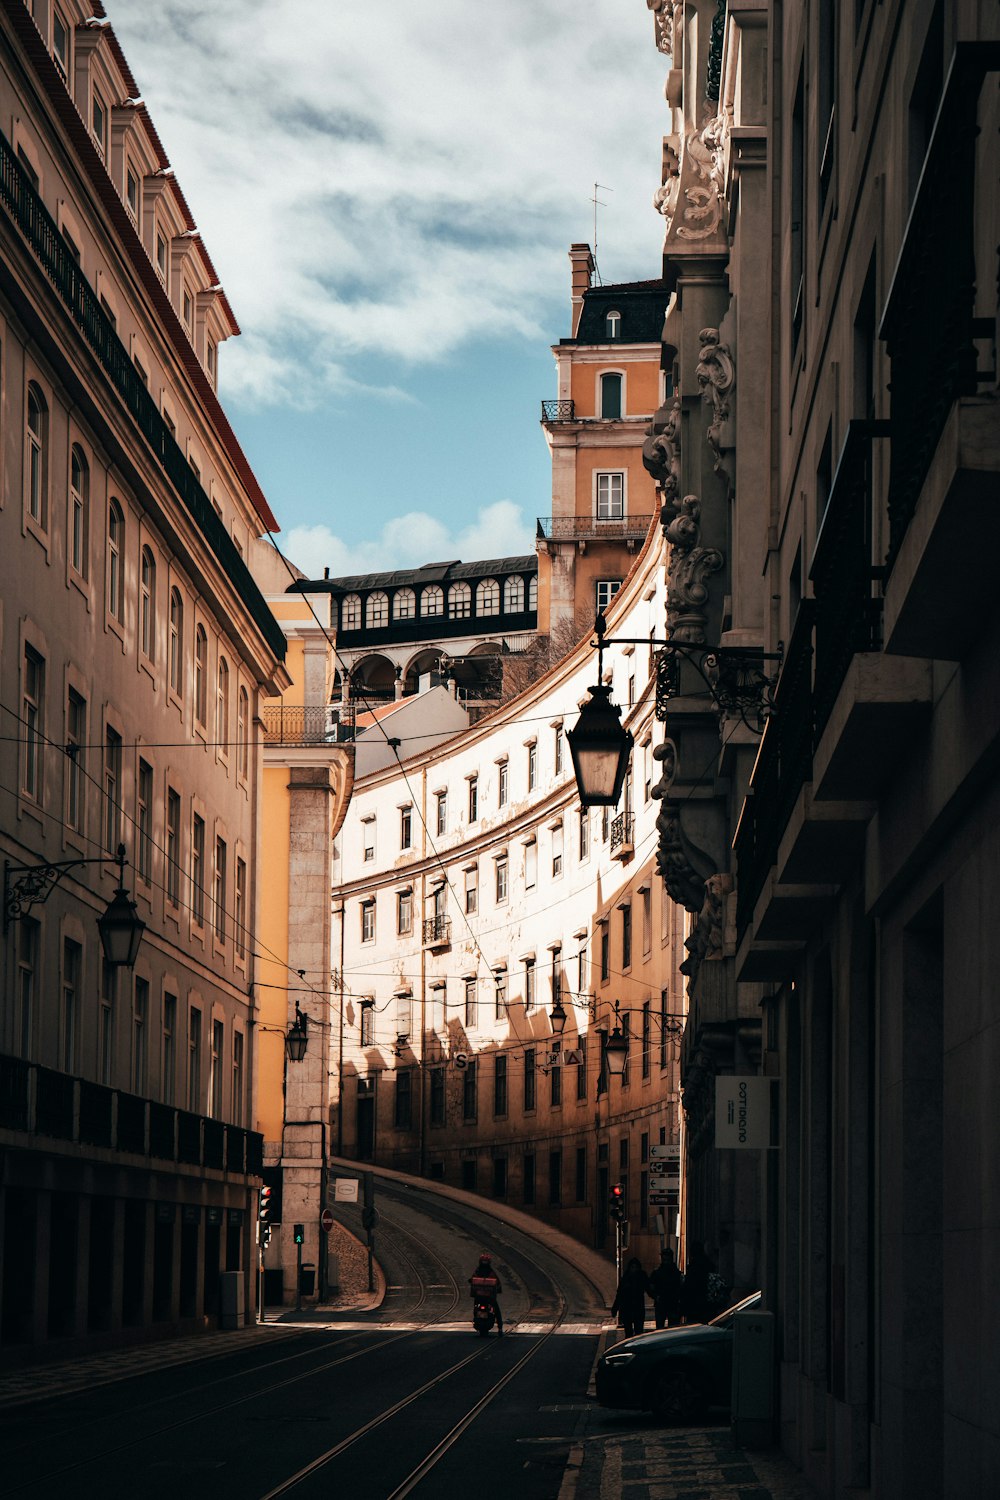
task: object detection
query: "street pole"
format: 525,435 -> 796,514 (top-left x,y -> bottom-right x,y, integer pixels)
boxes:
296,1238 -> 302,1314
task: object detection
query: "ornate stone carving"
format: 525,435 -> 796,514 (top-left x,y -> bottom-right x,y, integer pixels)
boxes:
655,806 -> 710,912
642,395 -> 681,505
665,494 -> 724,644
695,326 -> 735,476
676,118 -> 725,241
647,0 -> 682,58
679,872 -> 731,976
652,139 -> 681,227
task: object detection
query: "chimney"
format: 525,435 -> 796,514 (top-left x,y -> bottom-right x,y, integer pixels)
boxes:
569,243 -> 595,337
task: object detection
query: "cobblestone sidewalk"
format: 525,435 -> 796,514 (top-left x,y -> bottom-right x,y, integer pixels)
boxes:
566,1424 -> 822,1500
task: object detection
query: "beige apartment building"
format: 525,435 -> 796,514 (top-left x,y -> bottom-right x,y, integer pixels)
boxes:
0,1 -> 287,1354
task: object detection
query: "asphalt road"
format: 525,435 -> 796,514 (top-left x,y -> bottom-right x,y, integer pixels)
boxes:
1,1178 -> 608,1499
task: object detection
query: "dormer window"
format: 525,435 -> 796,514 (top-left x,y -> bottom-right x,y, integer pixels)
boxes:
606,310 -> 622,339
92,93 -> 107,157
182,289 -> 193,332
126,164 -> 140,225
53,10 -> 70,78
156,230 -> 168,284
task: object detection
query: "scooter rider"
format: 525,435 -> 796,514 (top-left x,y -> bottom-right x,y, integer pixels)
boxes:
469,1252 -> 504,1335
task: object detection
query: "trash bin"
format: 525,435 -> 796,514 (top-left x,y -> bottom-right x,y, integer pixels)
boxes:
219,1270 -> 244,1330
299,1262 -> 316,1297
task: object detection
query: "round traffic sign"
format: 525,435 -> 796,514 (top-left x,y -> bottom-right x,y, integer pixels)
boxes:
320,1208 -> 335,1233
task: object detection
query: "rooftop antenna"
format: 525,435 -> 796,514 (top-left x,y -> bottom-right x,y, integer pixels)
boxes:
591,182 -> 613,285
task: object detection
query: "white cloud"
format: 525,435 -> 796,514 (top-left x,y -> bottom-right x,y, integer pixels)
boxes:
283,500 -> 534,579
108,0 -> 669,406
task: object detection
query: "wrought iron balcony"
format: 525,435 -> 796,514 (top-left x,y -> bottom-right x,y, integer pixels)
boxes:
262,703 -> 334,745
540,399 -> 575,422
423,915 -> 451,949
536,514 -> 654,543
610,812 -> 635,857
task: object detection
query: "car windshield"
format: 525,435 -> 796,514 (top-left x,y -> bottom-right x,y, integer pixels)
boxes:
708,1290 -> 762,1328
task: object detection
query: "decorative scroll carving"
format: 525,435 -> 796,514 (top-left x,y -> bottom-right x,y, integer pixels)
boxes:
655,807 -> 710,912
665,494 -> 724,644
679,872 -> 732,976
695,326 -> 735,477
647,0 -> 682,58
655,110 -> 731,246
642,394 -> 681,506
652,139 -> 681,227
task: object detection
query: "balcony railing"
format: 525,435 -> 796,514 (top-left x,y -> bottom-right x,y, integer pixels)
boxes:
537,515 -> 654,543
810,420 -> 889,741
880,47 -> 1000,570
423,915 -> 452,948
540,399 -> 575,422
0,1051 -> 260,1176
262,704 -> 333,746
0,127 -> 285,663
610,812 -> 635,856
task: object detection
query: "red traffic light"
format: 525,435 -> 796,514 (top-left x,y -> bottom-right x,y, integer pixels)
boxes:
609,1183 -> 625,1221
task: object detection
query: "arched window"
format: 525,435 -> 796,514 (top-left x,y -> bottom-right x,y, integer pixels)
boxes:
216,656 -> 229,747
476,579 -> 500,616
70,445 -> 89,576
107,499 -> 124,622
393,587 -> 416,621
366,591 -> 389,628
195,624 -> 208,725
503,575 -> 524,613
605,310 -> 622,339
528,575 -> 538,612
421,585 -> 444,617
26,383 -> 48,527
600,372 -> 623,419
169,587 -> 184,693
342,594 -> 361,630
140,546 -> 156,660
448,581 -> 471,619
237,686 -> 249,780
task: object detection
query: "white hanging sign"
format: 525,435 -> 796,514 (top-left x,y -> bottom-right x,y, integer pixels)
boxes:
715,1076 -> 774,1149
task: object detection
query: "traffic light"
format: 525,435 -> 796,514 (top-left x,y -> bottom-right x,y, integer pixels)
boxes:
609,1182 -> 625,1222
258,1164 -> 283,1225
293,1223 -> 305,1245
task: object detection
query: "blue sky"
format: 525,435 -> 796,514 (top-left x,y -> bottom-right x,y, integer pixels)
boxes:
108,1 -> 668,576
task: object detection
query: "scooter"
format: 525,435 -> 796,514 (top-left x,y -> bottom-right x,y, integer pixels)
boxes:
472,1298 -> 496,1336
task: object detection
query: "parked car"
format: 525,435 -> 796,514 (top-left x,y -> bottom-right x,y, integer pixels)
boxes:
595,1290 -> 763,1423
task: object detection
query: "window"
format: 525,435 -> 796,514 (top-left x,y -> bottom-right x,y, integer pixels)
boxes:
342,594 -> 361,629
596,579 -> 622,613
138,547 -> 156,660
477,579 -> 500,615
53,9 -> 69,76
579,807 -> 590,860
207,1018 -> 224,1118
577,946 -> 588,994
126,163 -> 140,224
163,992 -> 177,1102
92,92 -> 107,156
394,1070 -> 412,1129
448,581 -> 471,618
523,1151 -> 535,1203
366,591 -> 389,628
137,759 -> 153,883
605,310 -> 621,339
421,584 -> 443,617
361,1001 -> 375,1047
464,977 -> 478,1028
596,472 -> 625,519
17,918 -> 39,1057
400,805 -> 412,849
527,742 -> 537,790
494,1054 -> 508,1116
430,1067 -> 445,1125
238,688 -> 249,779
576,1145 -> 588,1201
156,230 -> 168,283
235,857 -> 247,958
552,823 -> 564,878
463,1058 -> 478,1120
494,972 -> 507,1021
104,726 -> 122,852
99,962 -> 115,1084
216,659 -> 230,748
525,957 -> 535,1012
493,1157 -> 507,1198
169,588 -> 184,695
182,288 -> 193,331
397,889 -> 412,935
600,923 -> 610,982
524,1049 -> 536,1110
435,790 -> 447,836
642,1000 -> 651,1080
524,839 -> 537,890
495,856 -> 508,904
26,383 -> 47,527
642,887 -> 652,955
498,760 -> 509,806
503,575 -> 524,613
550,1061 -> 562,1107
621,1012 -> 631,1087
551,947 -> 562,1008
165,789 -> 181,905
362,817 -> 376,863
195,626 -> 208,725
214,837 -> 227,942
232,1031 -> 244,1124
554,726 -> 564,774
188,1006 -> 202,1112
549,1150 -> 562,1205
132,977 -> 148,1094
70,445 -> 88,575
464,866 -> 478,914
468,776 -> 478,822
529,576 -> 538,612
576,1037 -> 587,1100
62,938 -> 81,1072
393,587 -> 415,620
622,903 -> 632,969
206,341 -> 216,385
66,688 -> 86,832
600,373 -> 622,419
191,813 -> 206,925
21,645 -> 45,802
17,144 -> 39,191
107,500 -> 124,622
361,899 -> 376,943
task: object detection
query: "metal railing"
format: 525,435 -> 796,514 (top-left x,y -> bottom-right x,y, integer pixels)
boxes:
0,128 -> 286,662
536,514 -> 654,542
423,915 -> 452,946
540,399 -> 575,422
261,704 -> 333,745
610,812 -> 635,855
